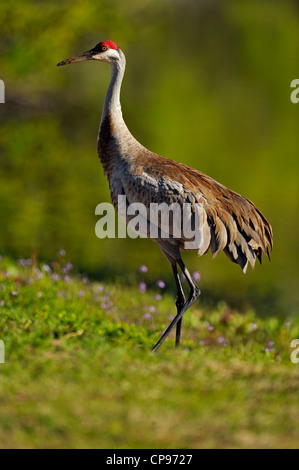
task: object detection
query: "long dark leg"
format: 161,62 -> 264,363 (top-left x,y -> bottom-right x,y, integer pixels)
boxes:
176,321 -> 182,348
175,259 -> 200,347
177,258 -> 201,301
172,263 -> 186,348
152,257 -> 200,352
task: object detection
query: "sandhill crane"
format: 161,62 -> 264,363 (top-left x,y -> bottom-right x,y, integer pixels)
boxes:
57,40 -> 273,352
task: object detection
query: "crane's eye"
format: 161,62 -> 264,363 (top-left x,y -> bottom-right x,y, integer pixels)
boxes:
101,45 -> 107,51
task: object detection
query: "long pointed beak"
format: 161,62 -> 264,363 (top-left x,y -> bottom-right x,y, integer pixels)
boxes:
57,48 -> 94,66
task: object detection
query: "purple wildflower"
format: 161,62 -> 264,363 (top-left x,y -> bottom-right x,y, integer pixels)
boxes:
264,341 -> 275,353
52,273 -> 60,281
139,282 -> 146,293
18,258 -> 32,266
181,273 -> 186,282
58,248 -> 66,257
149,305 -> 157,314
102,294 -> 111,302
11,291 -> 18,296
192,271 -> 200,282
217,336 -> 227,346
42,264 -> 51,273
35,269 -> 43,280
78,290 -> 85,298
251,322 -> 258,331
144,313 -> 151,320
157,280 -> 166,289
155,294 -> 162,301
61,263 -> 73,274
139,265 -> 148,273
101,298 -> 113,310
204,321 -> 214,331
97,284 -> 105,292
199,339 -> 209,346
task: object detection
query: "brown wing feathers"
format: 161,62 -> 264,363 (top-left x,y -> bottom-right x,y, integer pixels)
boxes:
196,172 -> 272,272
199,177 -> 272,272
139,154 -> 273,273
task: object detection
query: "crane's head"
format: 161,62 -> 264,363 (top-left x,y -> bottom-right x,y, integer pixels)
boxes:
57,41 -> 120,66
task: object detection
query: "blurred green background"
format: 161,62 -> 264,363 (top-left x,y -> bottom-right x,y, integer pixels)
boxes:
0,0 -> 298,317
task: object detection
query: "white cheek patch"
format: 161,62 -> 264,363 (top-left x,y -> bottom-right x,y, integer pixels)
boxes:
92,53 -> 104,60
93,49 -> 119,62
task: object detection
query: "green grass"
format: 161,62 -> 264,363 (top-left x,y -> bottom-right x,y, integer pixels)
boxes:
0,256 -> 299,449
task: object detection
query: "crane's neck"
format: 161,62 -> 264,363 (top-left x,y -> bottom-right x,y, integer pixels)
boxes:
98,49 -> 140,178
100,50 -> 126,125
